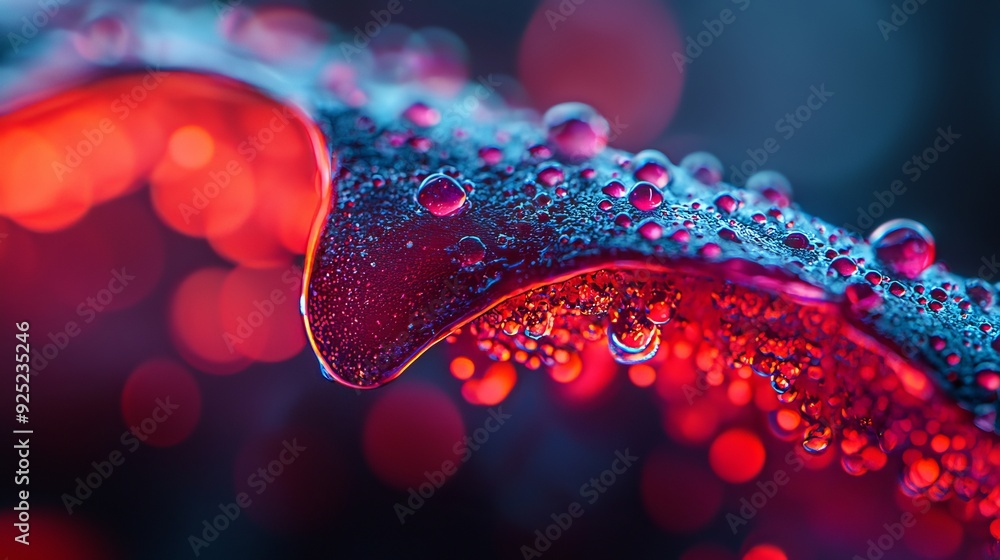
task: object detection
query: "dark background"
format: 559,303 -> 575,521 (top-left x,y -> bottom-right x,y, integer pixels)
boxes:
1,1 -> 999,559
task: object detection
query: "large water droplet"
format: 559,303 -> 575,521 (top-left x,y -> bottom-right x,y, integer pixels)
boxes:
628,181 -> 664,211
543,102 -> 610,162
416,173 -> 468,217
746,170 -> 792,207
868,218 -> 935,279
633,150 -> 671,188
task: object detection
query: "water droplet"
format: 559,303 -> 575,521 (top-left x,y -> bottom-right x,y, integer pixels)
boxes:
700,243 -> 722,258
608,314 -> 660,364
403,102 -> 440,127
715,194 -> 738,214
637,219 -> 663,240
680,151 -> 723,185
537,165 -> 565,187
416,173 -> 468,217
457,236 -> 486,266
803,424 -> 832,454
829,256 -> 857,277
614,213 -> 633,228
478,146 -> 502,165
669,229 -> 690,243
633,150 -> 671,188
645,292 -> 674,324
869,218 -> 935,279
783,232 -> 809,249
628,181 -> 663,211
602,180 -> 626,198
746,170 -> 792,207
543,102 -> 610,162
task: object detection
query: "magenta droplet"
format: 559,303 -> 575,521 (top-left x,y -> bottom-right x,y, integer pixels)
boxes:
543,102 -> 610,162
416,173 -> 467,217
637,219 -> 663,240
528,144 -> 552,159
633,150 -> 671,188
537,165 -> 565,187
868,218 -> 935,279
718,228 -> 740,243
478,146 -> 502,166
700,243 -> 722,258
888,282 -> 906,297
783,232 -> 809,249
628,182 -> 664,212
829,256 -> 858,277
598,200 -> 613,212
746,170 -> 793,207
715,194 -> 738,214
403,102 -> 441,127
669,229 -> 690,243
614,213 -> 633,228
602,180 -> 626,198
680,151 -> 723,186
457,236 -> 487,266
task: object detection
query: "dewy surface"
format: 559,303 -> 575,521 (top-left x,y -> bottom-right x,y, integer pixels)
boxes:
3,0 -> 1000,550
301,81 -> 1000,542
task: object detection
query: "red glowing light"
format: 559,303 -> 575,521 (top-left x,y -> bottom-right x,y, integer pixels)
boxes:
362,382 -> 466,489
120,358 -> 202,447
709,428 -> 766,484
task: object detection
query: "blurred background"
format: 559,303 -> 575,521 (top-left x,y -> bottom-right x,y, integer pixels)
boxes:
1,0 -> 999,559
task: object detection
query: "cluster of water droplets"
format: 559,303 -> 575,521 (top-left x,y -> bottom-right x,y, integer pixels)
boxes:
466,270 -> 680,368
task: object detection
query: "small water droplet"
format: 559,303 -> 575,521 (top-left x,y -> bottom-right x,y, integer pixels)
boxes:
715,194 -> 738,214
633,150 -> 671,188
829,256 -> 857,277
803,424 -> 832,454
416,173 -> 468,217
457,236 -> 486,266
637,219 -> 663,240
403,102 -> 440,127
537,165 -> 565,187
869,218 -> 935,279
746,170 -> 793,207
783,232 -> 809,249
478,146 -> 502,165
602,180 -> 626,198
680,151 -> 723,186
